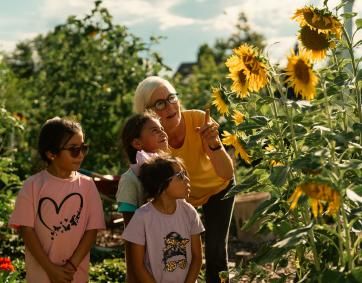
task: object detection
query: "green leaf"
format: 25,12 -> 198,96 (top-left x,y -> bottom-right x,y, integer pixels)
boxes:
355,18 -> 362,30
352,123 -> 362,133
334,72 -> 349,86
354,39 -> 362,48
346,189 -> 362,203
273,223 -> 312,249
349,267 -> 362,283
320,269 -> 345,283
237,116 -> 269,131
223,173 -> 259,199
356,69 -> 362,82
269,166 -> 289,187
341,12 -> 358,19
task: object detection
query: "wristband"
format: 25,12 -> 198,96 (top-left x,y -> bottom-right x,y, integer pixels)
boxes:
209,144 -> 222,151
66,259 -> 77,271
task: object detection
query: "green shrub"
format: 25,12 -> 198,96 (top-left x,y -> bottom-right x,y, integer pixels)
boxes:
89,258 -> 126,283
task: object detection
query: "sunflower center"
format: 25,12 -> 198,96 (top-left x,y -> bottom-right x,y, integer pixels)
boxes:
243,55 -> 260,74
300,26 -> 330,51
294,59 -> 310,84
303,10 -> 333,30
238,70 -> 247,84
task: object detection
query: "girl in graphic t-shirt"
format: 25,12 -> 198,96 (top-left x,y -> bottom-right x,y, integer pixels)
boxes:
122,155 -> 205,283
9,117 -> 105,283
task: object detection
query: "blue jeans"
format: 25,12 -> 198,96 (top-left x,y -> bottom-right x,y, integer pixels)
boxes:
202,180 -> 235,283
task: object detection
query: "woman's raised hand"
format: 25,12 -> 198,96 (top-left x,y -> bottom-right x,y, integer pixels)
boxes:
196,109 -> 221,150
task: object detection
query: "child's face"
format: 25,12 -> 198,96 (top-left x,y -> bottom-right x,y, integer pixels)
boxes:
137,118 -> 168,152
164,163 -> 190,199
51,131 -> 86,174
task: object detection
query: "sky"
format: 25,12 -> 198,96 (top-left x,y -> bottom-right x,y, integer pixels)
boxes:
0,0 -> 361,73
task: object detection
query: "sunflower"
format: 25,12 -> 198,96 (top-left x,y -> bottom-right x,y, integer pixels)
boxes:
225,44 -> 268,95
211,87 -> 229,115
285,50 -> 318,100
226,55 -> 249,97
233,44 -> 269,92
292,6 -> 342,39
288,183 -> 341,218
232,110 -> 245,125
222,130 -> 251,164
298,26 -> 334,60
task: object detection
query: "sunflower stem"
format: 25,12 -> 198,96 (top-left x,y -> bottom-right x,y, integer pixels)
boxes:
342,26 -> 362,129
267,84 -> 286,153
340,202 -> 354,270
332,52 -> 348,131
336,214 -> 346,267
302,207 -> 321,280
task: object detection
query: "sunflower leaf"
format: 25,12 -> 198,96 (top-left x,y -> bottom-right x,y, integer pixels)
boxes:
341,12 -> 357,19
354,40 -> 362,48
346,189 -> 362,203
269,166 -> 289,187
355,18 -> 362,30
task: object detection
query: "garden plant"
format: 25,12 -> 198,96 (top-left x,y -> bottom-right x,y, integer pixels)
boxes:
210,1 -> 362,282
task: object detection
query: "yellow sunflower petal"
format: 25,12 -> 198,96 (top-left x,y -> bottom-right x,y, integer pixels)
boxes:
298,25 -> 333,60
309,198 -> 321,218
234,142 -> 251,164
288,186 -> 303,210
211,87 -> 229,115
221,131 -> 237,146
232,110 -> 245,126
292,6 -> 342,39
285,50 -> 318,100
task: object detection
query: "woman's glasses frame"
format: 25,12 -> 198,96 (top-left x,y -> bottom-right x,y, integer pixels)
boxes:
149,93 -> 179,111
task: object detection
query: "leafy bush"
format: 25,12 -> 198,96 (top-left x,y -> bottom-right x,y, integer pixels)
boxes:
89,258 -> 126,283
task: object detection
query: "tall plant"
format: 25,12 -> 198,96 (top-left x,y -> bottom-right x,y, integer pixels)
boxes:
211,1 -> 361,281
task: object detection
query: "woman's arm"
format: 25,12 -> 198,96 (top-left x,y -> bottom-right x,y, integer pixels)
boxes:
197,111 -> 234,180
130,242 -> 156,283
20,226 -> 75,283
67,229 -> 98,268
184,234 -> 203,283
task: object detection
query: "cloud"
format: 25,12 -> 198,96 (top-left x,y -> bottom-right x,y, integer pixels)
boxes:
104,0 -> 196,29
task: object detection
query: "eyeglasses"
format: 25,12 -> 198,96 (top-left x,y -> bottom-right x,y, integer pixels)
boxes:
61,143 -> 89,158
168,170 -> 187,182
149,93 -> 179,111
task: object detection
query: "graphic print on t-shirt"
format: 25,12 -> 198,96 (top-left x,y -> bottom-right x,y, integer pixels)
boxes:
162,232 -> 189,272
38,193 -> 83,240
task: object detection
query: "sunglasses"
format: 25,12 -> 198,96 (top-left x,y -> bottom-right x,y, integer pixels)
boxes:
165,258 -> 187,272
61,143 -> 89,158
149,93 -> 179,111
168,170 -> 187,182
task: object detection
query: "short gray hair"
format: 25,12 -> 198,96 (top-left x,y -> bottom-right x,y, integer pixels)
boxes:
133,76 -> 176,114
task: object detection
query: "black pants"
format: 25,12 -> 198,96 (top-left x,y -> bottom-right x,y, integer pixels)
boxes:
202,180 -> 235,283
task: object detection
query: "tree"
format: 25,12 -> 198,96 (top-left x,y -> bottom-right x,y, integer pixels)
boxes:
2,1 -> 168,174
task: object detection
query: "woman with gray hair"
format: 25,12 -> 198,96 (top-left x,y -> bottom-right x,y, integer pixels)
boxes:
133,76 -> 235,283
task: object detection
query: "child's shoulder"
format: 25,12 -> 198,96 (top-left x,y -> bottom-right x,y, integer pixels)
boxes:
77,172 -> 94,182
177,199 -> 197,213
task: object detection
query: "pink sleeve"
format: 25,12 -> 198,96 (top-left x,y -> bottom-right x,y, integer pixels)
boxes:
86,181 -> 106,230
9,181 -> 35,228
122,210 -> 146,245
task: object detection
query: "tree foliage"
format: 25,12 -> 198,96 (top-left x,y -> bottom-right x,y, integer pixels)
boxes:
2,1 -> 168,175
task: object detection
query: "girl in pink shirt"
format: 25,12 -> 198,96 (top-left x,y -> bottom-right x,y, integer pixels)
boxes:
122,155 -> 204,283
9,117 -> 105,283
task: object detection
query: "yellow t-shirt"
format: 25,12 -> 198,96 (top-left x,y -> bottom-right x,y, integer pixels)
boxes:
170,110 -> 229,207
